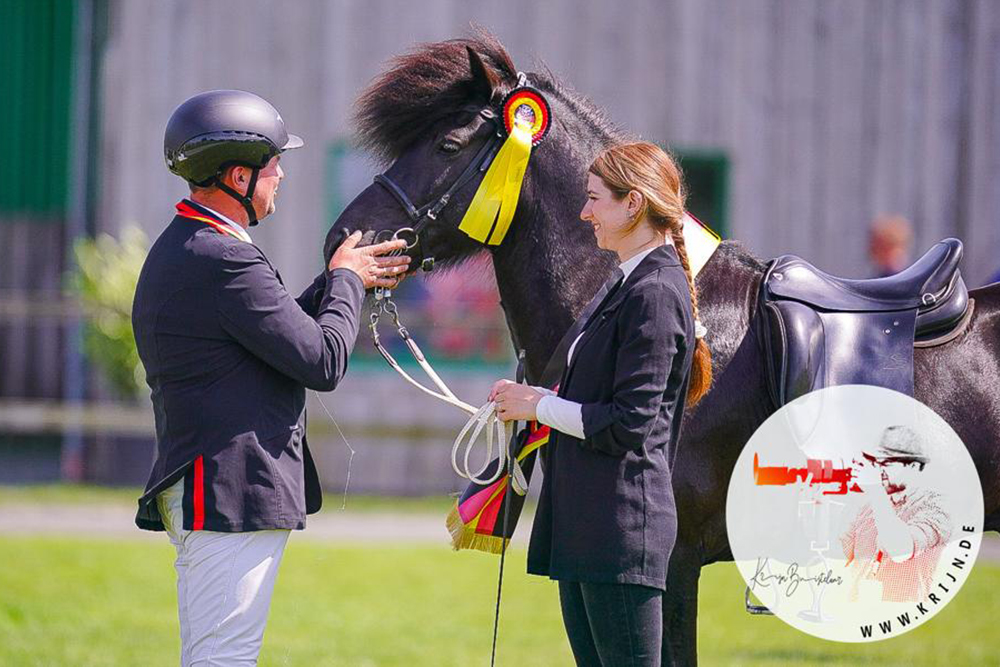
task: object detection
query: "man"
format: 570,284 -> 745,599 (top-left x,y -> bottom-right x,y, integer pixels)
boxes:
841,425 -> 951,603
132,89 -> 409,665
868,214 -> 913,278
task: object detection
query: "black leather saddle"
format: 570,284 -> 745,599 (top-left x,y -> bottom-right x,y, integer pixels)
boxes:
757,238 -> 969,407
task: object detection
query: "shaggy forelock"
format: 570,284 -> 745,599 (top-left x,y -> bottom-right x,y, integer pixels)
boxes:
354,30 -> 518,163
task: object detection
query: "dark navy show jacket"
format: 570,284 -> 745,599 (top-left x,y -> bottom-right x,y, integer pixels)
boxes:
132,200 -> 364,532
527,244 -> 695,590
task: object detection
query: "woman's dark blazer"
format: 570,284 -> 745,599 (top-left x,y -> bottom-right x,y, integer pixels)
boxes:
527,244 -> 695,590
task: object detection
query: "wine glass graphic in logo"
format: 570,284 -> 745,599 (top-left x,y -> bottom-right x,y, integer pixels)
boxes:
726,385 -> 984,642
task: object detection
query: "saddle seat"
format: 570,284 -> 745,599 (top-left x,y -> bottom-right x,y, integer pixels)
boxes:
766,238 -> 968,337
757,238 -> 970,407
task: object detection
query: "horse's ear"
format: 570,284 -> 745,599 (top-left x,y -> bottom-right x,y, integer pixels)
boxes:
466,46 -> 499,102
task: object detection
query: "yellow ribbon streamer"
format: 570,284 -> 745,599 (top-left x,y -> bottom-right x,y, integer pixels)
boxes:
682,213 -> 722,277
458,123 -> 533,245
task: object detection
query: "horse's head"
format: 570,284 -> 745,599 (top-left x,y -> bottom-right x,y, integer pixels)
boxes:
326,35 -> 523,269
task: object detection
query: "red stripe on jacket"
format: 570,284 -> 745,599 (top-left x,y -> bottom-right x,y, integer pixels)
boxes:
193,455 -> 205,530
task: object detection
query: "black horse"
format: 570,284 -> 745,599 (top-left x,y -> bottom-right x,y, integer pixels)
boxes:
327,33 -> 1000,665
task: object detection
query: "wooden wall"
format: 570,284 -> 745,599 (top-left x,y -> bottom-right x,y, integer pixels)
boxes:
98,0 -> 1000,287
0,0 -> 990,491
0,222 -> 65,399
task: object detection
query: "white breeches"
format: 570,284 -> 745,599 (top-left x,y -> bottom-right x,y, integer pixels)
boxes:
158,480 -> 290,666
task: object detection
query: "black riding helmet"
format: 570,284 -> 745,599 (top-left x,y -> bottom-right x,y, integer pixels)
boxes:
164,90 -> 303,225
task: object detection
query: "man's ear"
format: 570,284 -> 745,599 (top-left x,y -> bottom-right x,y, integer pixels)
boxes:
218,164 -> 245,189
232,165 -> 248,186
466,46 -> 499,103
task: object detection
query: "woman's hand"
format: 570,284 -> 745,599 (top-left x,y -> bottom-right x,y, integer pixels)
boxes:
488,379 -> 543,422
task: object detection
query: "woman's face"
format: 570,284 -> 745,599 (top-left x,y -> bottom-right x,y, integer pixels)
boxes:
580,173 -> 633,253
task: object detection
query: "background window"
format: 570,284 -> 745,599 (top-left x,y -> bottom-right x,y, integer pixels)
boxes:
674,148 -> 729,238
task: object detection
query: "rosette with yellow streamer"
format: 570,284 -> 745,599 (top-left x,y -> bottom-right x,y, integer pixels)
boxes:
457,87 -> 552,246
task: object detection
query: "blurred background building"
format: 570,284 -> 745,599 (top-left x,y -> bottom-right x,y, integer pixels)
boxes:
1,0 -> 998,493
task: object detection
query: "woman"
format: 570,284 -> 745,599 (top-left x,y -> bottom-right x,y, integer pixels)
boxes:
488,141 -> 711,666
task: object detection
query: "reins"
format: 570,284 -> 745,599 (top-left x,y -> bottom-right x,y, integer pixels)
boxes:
367,226 -> 526,667
368,269 -> 529,495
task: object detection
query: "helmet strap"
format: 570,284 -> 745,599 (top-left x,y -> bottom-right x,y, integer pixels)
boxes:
214,166 -> 261,226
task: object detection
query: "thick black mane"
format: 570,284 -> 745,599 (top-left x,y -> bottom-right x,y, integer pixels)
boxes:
714,239 -> 768,274
354,30 -> 623,162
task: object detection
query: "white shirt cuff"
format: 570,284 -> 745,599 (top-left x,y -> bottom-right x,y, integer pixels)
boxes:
536,395 -> 585,439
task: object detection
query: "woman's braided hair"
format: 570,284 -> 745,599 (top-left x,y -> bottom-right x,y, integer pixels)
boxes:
589,141 -> 712,405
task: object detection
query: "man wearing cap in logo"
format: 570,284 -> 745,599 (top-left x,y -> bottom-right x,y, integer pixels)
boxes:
841,425 -> 951,603
132,90 -> 409,665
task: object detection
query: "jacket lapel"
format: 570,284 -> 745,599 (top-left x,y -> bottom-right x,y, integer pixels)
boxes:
559,245 -> 681,391
538,270 -> 623,387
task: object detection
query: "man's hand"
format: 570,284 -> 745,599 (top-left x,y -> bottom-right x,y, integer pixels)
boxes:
852,457 -> 883,495
329,230 -> 411,290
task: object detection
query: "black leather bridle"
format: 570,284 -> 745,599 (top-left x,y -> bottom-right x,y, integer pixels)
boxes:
373,109 -> 505,243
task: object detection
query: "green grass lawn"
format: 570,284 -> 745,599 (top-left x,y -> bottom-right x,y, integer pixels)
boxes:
1,535 -> 998,666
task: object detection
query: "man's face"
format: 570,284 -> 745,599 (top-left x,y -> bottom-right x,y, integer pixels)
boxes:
228,155 -> 284,220
252,155 -> 283,219
879,459 -> 923,502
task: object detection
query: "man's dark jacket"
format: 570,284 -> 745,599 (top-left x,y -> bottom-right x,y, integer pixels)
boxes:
132,200 -> 364,532
527,244 -> 695,590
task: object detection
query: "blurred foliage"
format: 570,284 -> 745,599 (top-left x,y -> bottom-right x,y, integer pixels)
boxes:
71,227 -> 148,400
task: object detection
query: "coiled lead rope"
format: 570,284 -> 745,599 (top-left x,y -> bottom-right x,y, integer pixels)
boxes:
369,229 -> 530,496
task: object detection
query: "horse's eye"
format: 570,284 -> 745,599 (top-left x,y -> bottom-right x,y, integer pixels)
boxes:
439,140 -> 461,155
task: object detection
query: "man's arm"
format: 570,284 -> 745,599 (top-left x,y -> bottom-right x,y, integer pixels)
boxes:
867,490 -> 921,562
295,271 -> 327,317
216,242 -> 364,392
853,460 -> 929,562
907,492 -> 950,556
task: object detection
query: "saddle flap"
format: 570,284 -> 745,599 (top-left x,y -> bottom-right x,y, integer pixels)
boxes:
762,300 -> 826,406
759,299 -> 918,408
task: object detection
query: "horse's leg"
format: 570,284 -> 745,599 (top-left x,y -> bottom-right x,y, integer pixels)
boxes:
662,543 -> 702,667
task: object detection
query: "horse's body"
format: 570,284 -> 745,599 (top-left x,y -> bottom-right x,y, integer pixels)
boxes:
656,246 -> 1000,662
329,34 -> 1000,665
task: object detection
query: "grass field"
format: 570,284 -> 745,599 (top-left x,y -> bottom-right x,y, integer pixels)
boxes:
1,486 -> 998,665
2,538 -> 998,666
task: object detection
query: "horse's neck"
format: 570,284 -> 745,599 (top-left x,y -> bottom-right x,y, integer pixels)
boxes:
490,219 -> 609,382
484,125 -> 612,381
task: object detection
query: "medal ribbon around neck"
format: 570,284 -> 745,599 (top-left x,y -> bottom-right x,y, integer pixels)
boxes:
457,87 -> 551,246
175,200 -> 250,242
